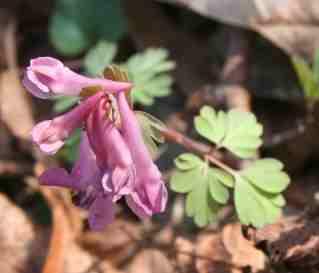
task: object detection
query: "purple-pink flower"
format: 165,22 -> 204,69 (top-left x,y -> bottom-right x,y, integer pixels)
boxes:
23,57 -> 167,230
23,57 -> 132,99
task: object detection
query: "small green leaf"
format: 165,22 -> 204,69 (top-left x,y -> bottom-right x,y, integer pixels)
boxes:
174,153 -> 202,171
210,168 -> 235,188
124,48 -> 175,105
185,179 -> 220,227
292,56 -> 319,100
84,40 -> 117,76
195,106 -> 263,159
241,159 -> 290,194
53,96 -> 79,113
235,175 -> 281,228
194,106 -> 226,144
221,110 -> 263,158
171,159 -> 226,227
170,168 -> 201,193
208,169 -> 229,204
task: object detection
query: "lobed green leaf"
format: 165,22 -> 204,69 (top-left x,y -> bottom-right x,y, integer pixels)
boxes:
124,48 -> 175,105
84,40 -> 118,76
234,175 -> 282,228
241,159 -> 290,194
195,106 -> 263,159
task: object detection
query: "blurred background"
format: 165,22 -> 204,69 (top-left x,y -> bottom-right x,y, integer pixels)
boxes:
1,0 -> 319,273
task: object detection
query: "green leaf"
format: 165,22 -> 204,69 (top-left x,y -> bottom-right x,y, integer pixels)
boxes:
49,13 -> 91,56
292,56 -> 319,100
269,194 -> 286,207
241,159 -> 290,194
208,169 -> 229,204
171,158 -> 228,226
221,110 -> 263,158
234,175 -> 281,228
171,167 -> 201,193
84,40 -> 117,76
210,168 -> 235,188
50,0 -> 127,56
174,153 -> 202,171
135,111 -> 166,159
195,106 -> 263,159
124,48 -> 175,105
53,96 -> 79,113
194,106 -> 226,144
186,184 -> 220,227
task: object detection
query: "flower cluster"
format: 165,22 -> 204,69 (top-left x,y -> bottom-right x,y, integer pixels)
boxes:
23,57 -> 167,230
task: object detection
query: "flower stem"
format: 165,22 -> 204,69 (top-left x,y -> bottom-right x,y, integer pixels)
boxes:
159,126 -> 238,177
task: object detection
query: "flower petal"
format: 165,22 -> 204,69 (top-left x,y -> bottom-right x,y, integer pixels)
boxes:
125,192 -> 152,219
71,132 -> 102,189
39,167 -> 82,190
88,194 -> 114,231
23,57 -> 132,99
32,92 -> 103,154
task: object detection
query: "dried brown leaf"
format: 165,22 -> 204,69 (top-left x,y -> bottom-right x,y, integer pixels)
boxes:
80,219 -> 141,265
65,243 -> 124,273
0,70 -> 34,140
174,237 -> 195,269
0,193 -> 45,273
0,19 -> 34,140
128,249 -> 174,273
40,188 -> 74,273
35,161 -> 83,273
160,0 -> 319,60
196,234 -> 241,273
222,223 -> 267,272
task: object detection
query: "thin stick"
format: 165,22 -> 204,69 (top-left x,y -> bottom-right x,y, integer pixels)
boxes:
159,126 -> 238,176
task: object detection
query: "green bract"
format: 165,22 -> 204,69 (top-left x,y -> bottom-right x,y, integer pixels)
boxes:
135,111 -> 166,159
124,48 -> 175,105
194,106 -> 263,158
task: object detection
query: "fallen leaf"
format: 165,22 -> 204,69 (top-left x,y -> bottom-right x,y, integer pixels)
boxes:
0,70 -> 34,140
0,193 -> 45,273
40,188 -> 73,273
174,237 -> 195,269
80,219 -> 141,265
65,243 -> 124,273
128,249 -> 174,273
159,0 -> 319,60
222,223 -> 267,272
196,234 -> 241,273
0,19 -> 34,140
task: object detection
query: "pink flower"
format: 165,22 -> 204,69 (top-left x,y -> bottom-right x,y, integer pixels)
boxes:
23,57 -> 132,99
26,56 -> 167,230
117,92 -> 167,218
40,133 -> 114,230
86,98 -> 135,201
32,91 -> 104,154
